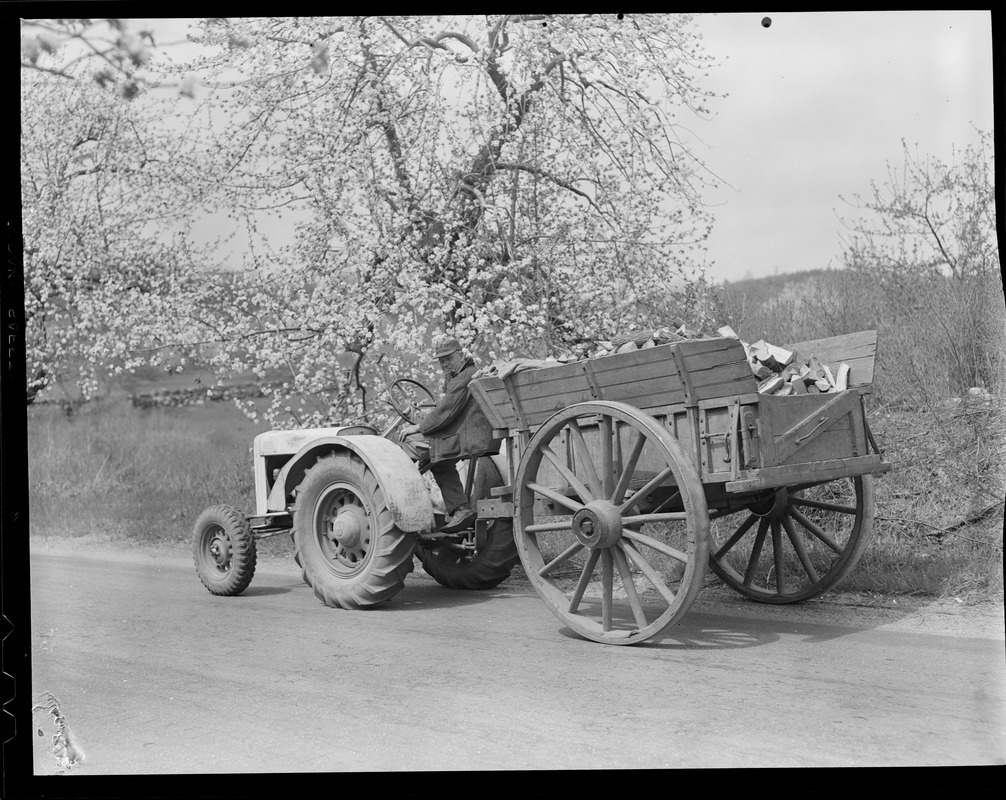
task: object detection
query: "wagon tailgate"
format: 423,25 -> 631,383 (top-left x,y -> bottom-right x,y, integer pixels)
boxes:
726,388 -> 890,492
785,330 -> 878,393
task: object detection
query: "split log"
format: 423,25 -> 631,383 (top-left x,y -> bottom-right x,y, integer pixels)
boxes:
750,359 -> 775,380
758,375 -> 786,394
834,363 -> 850,391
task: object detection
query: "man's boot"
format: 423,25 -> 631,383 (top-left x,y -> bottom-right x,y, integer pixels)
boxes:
440,503 -> 477,533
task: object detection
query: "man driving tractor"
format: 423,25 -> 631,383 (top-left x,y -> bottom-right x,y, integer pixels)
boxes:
399,337 -> 499,532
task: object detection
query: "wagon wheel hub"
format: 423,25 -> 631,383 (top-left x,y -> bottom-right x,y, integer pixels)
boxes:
329,506 -> 368,549
572,501 -> 623,549
750,488 -> 789,519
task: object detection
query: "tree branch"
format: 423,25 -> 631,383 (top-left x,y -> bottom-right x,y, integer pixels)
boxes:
20,62 -> 76,80
921,192 -> 957,277
379,18 -> 480,54
492,162 -> 600,211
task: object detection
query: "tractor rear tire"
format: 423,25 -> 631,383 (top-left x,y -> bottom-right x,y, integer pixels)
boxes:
417,457 -> 518,590
193,504 -> 257,596
292,451 -> 416,608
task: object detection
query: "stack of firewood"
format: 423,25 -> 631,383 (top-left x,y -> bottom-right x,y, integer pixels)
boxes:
717,326 -> 850,395
545,322 -> 850,397
554,318 -> 709,363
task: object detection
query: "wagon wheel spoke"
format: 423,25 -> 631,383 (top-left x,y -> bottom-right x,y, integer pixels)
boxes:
618,465 -> 675,514
567,422 -> 604,501
771,520 -> 786,596
612,544 -> 648,629
600,415 -> 615,499
781,513 -> 820,583
621,511 -> 689,528
600,550 -> 614,631
540,444 -> 595,504
538,541 -> 584,578
620,540 -> 676,606
526,482 -> 585,514
790,496 -> 858,515
648,490 -> 682,515
787,506 -> 843,554
568,548 -> 602,614
622,529 -> 689,563
611,429 -> 646,505
742,518 -> 770,588
714,512 -> 759,559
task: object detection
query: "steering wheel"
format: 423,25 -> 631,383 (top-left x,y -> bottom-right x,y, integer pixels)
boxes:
384,378 -> 437,423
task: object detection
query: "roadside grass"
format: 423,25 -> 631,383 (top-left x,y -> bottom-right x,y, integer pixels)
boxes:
26,398 -> 294,558
841,399 -> 1005,601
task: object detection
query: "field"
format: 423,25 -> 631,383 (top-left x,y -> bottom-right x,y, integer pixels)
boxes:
24,269 -> 1006,603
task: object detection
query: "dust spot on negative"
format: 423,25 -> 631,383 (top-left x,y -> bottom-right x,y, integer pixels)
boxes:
32,692 -> 86,773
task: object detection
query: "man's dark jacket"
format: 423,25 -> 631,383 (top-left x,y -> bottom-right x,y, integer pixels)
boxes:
418,356 -> 498,463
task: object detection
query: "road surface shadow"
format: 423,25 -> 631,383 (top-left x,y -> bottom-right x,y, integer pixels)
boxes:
617,608 -> 906,650
240,585 -> 296,597
551,595 -> 918,649
555,615 -> 776,650
383,578 -> 506,611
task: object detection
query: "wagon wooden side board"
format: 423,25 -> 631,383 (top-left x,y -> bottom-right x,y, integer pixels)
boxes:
469,330 -> 890,645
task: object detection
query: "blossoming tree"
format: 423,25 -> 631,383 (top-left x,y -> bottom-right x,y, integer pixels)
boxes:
22,15 -> 724,428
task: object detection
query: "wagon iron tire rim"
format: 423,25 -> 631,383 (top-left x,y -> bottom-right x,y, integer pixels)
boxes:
514,401 -> 709,646
192,504 -> 257,596
292,451 -> 415,608
708,475 -> 875,603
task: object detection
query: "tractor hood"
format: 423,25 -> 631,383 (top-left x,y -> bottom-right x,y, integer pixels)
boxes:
253,426 -> 375,458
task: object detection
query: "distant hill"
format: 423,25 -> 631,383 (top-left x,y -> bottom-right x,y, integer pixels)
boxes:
709,267 -> 851,346
716,268 -> 837,311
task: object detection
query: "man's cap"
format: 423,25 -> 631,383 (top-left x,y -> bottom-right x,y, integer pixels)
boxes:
433,337 -> 462,358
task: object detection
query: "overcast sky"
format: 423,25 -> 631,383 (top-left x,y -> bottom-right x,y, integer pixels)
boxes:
139,12 -> 995,286
690,11 -> 994,283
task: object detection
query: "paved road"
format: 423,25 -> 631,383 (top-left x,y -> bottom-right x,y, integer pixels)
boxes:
26,550 -> 1005,774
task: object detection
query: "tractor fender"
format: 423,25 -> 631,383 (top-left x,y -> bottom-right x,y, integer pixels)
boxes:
270,435 -> 435,533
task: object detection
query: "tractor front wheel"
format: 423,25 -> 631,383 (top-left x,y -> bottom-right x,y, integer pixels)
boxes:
292,451 -> 416,608
193,504 -> 257,596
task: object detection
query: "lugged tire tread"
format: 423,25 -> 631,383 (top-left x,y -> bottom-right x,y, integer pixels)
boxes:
292,452 -> 415,609
193,504 -> 257,596
418,458 -> 518,590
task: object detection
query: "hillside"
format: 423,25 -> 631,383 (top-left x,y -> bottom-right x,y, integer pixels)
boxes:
716,268 -> 837,310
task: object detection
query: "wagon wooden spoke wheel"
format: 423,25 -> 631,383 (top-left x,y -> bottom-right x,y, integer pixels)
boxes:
514,401 -> 709,645
708,475 -> 875,603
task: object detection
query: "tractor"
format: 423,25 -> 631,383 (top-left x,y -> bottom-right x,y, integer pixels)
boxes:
192,377 -> 517,609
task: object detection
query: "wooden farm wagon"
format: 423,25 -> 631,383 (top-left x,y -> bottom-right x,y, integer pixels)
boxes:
466,330 -> 890,645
